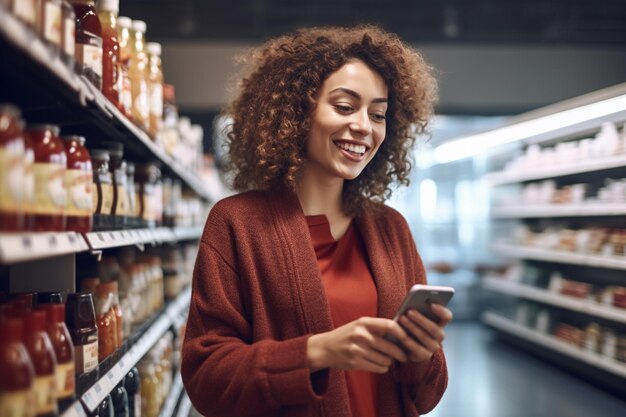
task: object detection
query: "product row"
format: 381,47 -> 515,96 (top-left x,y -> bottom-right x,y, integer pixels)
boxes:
494,177 -> 626,208
500,122 -> 626,175
1,0 -> 204,175
514,302 -> 626,362
0,104 -> 209,233
507,225 -> 626,257
497,263 -> 626,310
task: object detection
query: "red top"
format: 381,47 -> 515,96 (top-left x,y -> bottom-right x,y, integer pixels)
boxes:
306,215 -> 378,417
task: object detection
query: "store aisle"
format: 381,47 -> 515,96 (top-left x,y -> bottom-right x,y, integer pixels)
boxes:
428,322 -> 626,417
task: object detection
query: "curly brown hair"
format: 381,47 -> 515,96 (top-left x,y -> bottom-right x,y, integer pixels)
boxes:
223,25 -> 438,215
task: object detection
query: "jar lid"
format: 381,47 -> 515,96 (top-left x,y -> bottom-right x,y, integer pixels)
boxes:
65,292 -> 96,327
117,16 -> 132,28
0,103 -> 21,119
132,20 -> 147,33
61,135 -> 87,146
97,0 -> 119,13
90,149 -> 110,161
27,124 -> 60,136
35,292 -> 63,306
146,42 -> 161,56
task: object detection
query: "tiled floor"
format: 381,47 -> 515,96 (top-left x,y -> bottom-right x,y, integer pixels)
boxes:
427,322 -> 626,417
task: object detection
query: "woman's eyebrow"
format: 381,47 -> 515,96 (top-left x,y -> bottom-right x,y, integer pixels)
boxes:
329,87 -> 388,104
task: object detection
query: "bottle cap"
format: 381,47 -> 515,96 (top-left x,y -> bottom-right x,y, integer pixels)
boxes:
146,42 -> 161,56
117,16 -> 132,29
132,20 -> 147,33
97,0 -> 119,13
27,124 -> 61,136
35,292 -> 63,306
65,292 -> 96,329
61,135 -> 87,147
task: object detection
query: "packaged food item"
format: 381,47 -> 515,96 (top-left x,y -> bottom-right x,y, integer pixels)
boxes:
161,84 -> 179,157
146,42 -> 163,141
0,317 -> 36,417
27,125 -> 67,232
553,323 -> 585,347
39,0 -> 63,57
35,292 -> 63,306
584,323 -> 602,354
110,378 -> 128,417
11,0 -> 39,30
90,149 -> 113,230
100,142 -> 126,229
0,104 -> 25,231
64,293 -> 98,386
97,0 -> 120,108
135,163 -> 162,228
125,162 -> 138,228
60,0 -> 75,70
613,287 -> 626,309
129,20 -> 149,131
138,360 -> 158,417
73,0 -> 103,89
98,394 -> 113,417
94,282 -> 119,360
41,304 -> 75,410
116,16 -> 133,117
124,367 -> 141,417
61,135 -> 93,233
23,130 -> 36,231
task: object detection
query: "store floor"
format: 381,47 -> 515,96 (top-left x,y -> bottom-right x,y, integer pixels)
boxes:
427,322 -> 626,417
187,321 -> 626,417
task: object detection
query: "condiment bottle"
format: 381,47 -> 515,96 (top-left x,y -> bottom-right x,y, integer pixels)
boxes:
135,163 -> 162,228
61,135 -> 93,233
94,283 -> 118,360
98,394 -> 113,417
39,0 -> 63,58
125,162 -> 138,228
129,20 -> 149,131
107,281 -> 123,348
0,317 -> 36,417
26,125 -> 67,232
0,104 -> 25,232
146,42 -> 163,141
110,378 -> 128,417
116,16 -> 133,117
23,130 -> 36,231
61,0 -> 75,71
11,0 -> 38,31
90,149 -> 113,231
96,0 -> 120,108
23,310 -> 58,417
138,361 -> 158,417
64,293 -> 98,387
72,0 -> 103,90
35,292 -> 63,306
161,84 -> 179,156
124,367 -> 140,417
41,304 -> 75,411
100,142 -> 126,229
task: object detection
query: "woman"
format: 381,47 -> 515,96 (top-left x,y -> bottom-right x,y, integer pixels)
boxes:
181,25 -> 452,417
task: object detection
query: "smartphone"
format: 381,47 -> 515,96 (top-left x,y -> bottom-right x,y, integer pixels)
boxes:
385,284 -> 454,345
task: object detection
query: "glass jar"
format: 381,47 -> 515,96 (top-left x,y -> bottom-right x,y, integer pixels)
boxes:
39,0 -> 62,58
96,0 -> 120,108
135,163 -> 162,228
138,361 -> 158,417
129,20 -> 149,131
146,42 -> 163,141
90,149 -> 113,231
100,142 -> 126,229
26,125 -> 67,232
61,135 -> 93,233
0,104 -> 25,232
0,317 -> 36,417
72,0 -> 103,90
64,292 -> 98,387
116,16 -> 133,117
23,129 -> 36,231
94,283 -> 118,360
61,0 -> 75,71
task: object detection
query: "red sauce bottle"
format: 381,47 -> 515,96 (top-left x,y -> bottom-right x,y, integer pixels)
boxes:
64,293 -> 98,387
41,304 -> 75,411
26,125 -> 67,232
0,104 -> 25,232
97,0 -> 121,108
61,135 -> 93,233
94,283 -> 118,361
72,0 -> 103,90
0,317 -> 36,417
23,310 -> 59,417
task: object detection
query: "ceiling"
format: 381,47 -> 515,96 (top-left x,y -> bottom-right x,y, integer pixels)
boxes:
120,0 -> 626,45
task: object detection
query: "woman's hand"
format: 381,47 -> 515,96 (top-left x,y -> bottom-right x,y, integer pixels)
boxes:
397,303 -> 453,363
307,317 -> 410,374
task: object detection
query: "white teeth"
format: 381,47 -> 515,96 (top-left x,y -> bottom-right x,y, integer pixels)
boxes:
336,142 -> 366,155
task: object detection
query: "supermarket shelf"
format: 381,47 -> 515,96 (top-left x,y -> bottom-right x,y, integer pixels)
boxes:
176,394 -> 192,417
491,203 -> 626,218
81,287 -> 191,413
483,277 -> 626,323
158,373 -> 184,417
492,243 -> 626,270
485,153 -> 626,185
60,402 -> 88,417
482,311 -> 626,379
0,232 -> 88,264
0,9 -> 212,202
173,225 -> 204,242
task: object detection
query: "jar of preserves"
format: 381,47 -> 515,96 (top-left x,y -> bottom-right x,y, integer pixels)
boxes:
26,125 -> 67,232
0,317 -> 36,417
64,292 -> 98,387
72,0 -> 103,90
100,142 -> 126,229
129,20 -> 149,131
61,0 -> 75,71
41,303 -> 75,411
116,16 -> 133,117
0,104 -> 25,232
39,0 -> 63,57
146,42 -> 163,141
90,149 -> 113,231
61,135 -> 93,233
96,0 -> 120,108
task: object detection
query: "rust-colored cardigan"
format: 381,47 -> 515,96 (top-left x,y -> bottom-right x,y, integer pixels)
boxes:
181,190 -> 448,417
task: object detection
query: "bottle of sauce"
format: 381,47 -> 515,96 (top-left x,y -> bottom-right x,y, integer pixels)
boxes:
90,149 -> 113,231
39,0 -> 63,58
23,310 -> 58,417
64,292 -> 98,388
124,367 -> 140,417
96,0 -> 120,108
146,42 -> 163,141
41,304 -> 75,411
61,0 -> 75,71
72,0 -> 103,90
100,142 -> 126,229
94,283 -> 117,361
110,378 -> 128,417
98,394 -> 113,417
0,104 -> 25,232
116,16 -> 133,117
26,125 -> 67,232
161,84 -> 179,157
61,135 -> 93,233
0,317 -> 36,417
129,20 -> 149,131
125,162 -> 138,228
35,292 -> 63,306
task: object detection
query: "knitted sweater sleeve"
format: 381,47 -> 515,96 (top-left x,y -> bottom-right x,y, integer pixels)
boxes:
181,229 -> 328,416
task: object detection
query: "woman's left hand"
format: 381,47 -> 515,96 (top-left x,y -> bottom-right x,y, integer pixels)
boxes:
397,304 -> 453,363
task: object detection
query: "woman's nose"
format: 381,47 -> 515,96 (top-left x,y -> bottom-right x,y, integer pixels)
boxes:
349,110 -> 372,136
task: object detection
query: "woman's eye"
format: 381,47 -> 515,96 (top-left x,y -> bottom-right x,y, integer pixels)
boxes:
334,104 -> 353,113
371,113 -> 387,122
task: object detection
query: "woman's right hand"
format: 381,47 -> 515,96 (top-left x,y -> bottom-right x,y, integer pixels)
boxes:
306,317 -> 410,374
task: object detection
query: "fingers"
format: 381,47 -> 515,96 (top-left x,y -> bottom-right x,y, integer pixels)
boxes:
352,319 -> 408,363
431,304 -> 454,326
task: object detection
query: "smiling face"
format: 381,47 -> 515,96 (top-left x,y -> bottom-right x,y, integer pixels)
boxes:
305,59 -> 388,183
